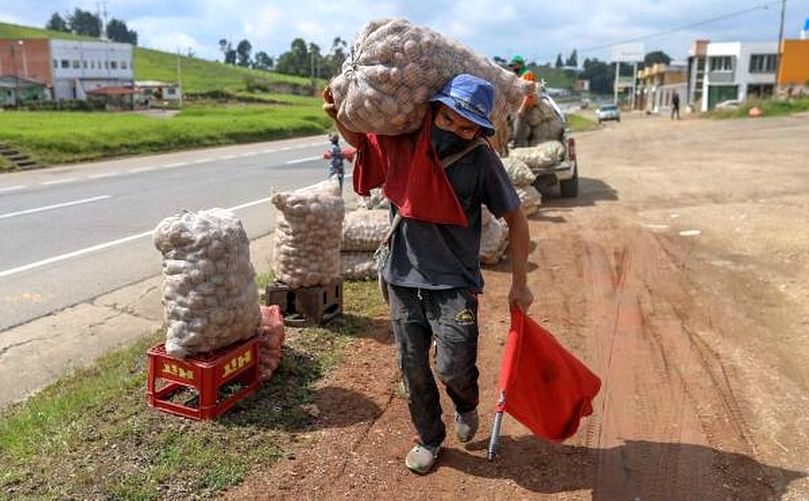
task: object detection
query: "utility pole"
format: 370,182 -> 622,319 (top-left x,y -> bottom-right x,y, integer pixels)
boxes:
775,0 -> 787,92
176,48 -> 183,108
613,61 -> 620,106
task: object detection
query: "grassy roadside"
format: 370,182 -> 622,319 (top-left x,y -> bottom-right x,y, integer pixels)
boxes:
0,279 -> 386,500
709,97 -> 809,119
567,113 -> 599,132
0,103 -> 331,165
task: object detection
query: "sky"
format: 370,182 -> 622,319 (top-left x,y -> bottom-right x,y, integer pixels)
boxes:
1,0 -> 807,64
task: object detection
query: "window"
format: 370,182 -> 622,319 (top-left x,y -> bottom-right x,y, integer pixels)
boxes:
53,59 -> 58,68
61,59 -> 69,69
121,61 -> 127,70
104,61 -> 109,69
709,56 -> 733,72
110,61 -> 118,70
749,54 -> 777,73
167,88 -> 176,95
72,60 -> 80,69
91,61 -> 96,69
83,60 -> 87,69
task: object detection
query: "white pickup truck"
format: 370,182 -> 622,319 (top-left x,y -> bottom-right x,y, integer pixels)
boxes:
529,93 -> 579,198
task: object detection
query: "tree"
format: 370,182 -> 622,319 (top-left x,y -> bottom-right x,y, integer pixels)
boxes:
46,12 -> 69,32
275,38 -> 311,77
253,51 -> 274,71
580,57 -> 612,94
106,18 -> 138,45
493,56 -> 507,66
236,39 -> 253,67
67,8 -> 102,37
566,49 -> 578,68
219,38 -> 236,65
324,37 -> 348,78
643,50 -> 672,67
555,53 -> 564,68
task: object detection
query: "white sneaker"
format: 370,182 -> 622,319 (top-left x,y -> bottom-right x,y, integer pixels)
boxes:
405,443 -> 440,474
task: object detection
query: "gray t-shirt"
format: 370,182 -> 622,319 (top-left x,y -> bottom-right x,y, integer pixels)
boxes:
383,144 -> 521,291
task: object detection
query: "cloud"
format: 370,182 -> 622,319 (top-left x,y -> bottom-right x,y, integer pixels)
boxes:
1,0 -> 805,65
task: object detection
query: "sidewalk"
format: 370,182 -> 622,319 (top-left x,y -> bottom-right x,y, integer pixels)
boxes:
0,234 -> 275,409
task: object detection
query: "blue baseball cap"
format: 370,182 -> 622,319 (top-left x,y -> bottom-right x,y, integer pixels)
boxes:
429,74 -> 495,137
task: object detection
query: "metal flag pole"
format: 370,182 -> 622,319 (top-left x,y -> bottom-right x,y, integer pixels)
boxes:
487,390 -> 506,461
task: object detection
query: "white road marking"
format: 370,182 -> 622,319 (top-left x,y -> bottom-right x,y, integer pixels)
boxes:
279,146 -> 293,151
0,185 -> 27,193
262,149 -> 277,154
192,159 -> 208,164
0,196 -> 272,279
0,195 -> 111,221
642,223 -> 669,230
285,156 -> 321,165
162,161 -> 188,168
128,167 -> 156,173
220,154 -> 239,160
239,152 -> 258,157
679,229 -> 702,237
42,178 -> 77,186
89,172 -> 122,179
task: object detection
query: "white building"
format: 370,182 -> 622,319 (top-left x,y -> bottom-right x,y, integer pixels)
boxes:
701,41 -> 778,111
49,40 -> 134,101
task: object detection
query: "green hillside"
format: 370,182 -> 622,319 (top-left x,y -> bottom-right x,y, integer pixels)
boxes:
0,22 -> 317,94
527,65 -> 577,90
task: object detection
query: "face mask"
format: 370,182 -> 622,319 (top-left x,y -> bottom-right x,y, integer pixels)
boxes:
431,125 -> 470,159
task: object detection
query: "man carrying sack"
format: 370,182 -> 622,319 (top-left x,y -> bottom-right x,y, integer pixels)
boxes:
508,55 -> 541,147
323,74 -> 533,474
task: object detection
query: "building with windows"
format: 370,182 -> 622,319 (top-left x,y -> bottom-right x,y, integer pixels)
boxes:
0,38 -> 134,102
635,62 -> 687,113
777,39 -> 809,96
700,41 -> 778,111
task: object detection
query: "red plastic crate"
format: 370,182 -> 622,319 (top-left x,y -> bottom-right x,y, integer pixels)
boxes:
146,336 -> 260,420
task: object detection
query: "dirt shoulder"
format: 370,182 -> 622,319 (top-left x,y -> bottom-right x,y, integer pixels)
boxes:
228,114 -> 809,500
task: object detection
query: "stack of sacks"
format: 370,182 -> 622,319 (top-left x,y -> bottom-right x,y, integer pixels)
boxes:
480,206 -> 509,265
501,156 -> 537,187
341,209 -> 390,279
330,18 -> 534,135
356,188 -> 390,210
511,141 -> 566,172
257,305 -> 285,381
271,180 -> 345,288
515,186 -> 543,216
153,209 -> 261,359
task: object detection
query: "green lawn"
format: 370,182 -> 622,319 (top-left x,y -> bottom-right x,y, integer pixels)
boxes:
0,22 -> 321,96
567,113 -> 599,132
709,97 -> 809,119
0,280 -> 386,500
0,104 -> 331,165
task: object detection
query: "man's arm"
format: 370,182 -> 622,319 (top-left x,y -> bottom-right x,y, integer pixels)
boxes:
322,87 -> 361,148
502,208 -> 534,311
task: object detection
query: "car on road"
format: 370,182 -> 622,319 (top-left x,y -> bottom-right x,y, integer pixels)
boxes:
715,99 -> 742,110
529,93 -> 580,198
595,104 -> 621,124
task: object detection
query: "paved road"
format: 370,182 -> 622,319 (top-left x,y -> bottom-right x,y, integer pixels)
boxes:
0,136 -> 338,331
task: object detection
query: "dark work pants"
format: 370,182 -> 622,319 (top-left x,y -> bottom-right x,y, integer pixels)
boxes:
387,284 -> 480,447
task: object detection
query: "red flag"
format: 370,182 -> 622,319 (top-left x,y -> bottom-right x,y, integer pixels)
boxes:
496,308 -> 601,441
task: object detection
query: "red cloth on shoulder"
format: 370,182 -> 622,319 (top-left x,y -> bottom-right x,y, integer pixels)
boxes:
352,110 -> 468,227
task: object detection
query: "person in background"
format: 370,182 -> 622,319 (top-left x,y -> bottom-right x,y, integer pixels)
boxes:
671,92 -> 681,120
323,74 -> 533,475
508,55 -> 539,147
327,132 -> 345,190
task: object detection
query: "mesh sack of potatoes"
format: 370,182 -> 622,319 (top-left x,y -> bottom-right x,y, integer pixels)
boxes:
258,305 -> 285,381
271,180 -> 345,289
329,18 -> 535,135
341,251 -> 378,280
342,209 -> 391,252
356,188 -> 390,210
153,208 -> 261,359
511,141 -> 566,171
501,156 -> 536,187
516,185 -> 542,216
480,207 -> 509,265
